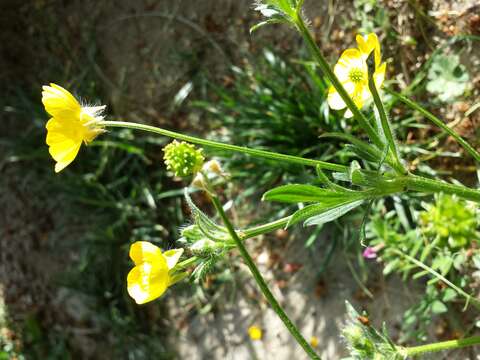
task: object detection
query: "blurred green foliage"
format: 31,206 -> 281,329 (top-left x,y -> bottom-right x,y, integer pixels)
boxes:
367,194 -> 479,342
426,54 -> 470,103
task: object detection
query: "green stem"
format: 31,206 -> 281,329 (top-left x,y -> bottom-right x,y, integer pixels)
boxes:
100,120 -> 347,172
294,15 -> 384,149
176,256 -> 199,270
405,175 -> 480,203
391,249 -> 480,311
241,216 -> 292,239
386,89 -> 480,164
399,335 -> 480,357
210,195 -> 321,360
367,59 -> 406,175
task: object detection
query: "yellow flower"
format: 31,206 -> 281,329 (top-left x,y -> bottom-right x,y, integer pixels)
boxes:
248,325 -> 263,341
127,241 -> 184,304
42,83 -> 105,172
327,33 -> 387,118
310,336 -> 319,348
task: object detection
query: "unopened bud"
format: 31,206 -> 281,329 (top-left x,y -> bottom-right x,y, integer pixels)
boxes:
202,160 -> 224,176
190,239 -> 217,254
191,173 -> 207,190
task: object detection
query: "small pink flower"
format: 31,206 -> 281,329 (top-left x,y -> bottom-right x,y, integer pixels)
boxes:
362,246 -> 377,259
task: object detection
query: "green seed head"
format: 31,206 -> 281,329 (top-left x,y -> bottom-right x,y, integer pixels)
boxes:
163,141 -> 204,177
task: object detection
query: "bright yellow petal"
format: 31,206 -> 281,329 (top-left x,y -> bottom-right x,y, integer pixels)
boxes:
127,262 -> 170,304
163,248 -> 184,270
337,48 -> 364,70
46,117 -> 83,172
356,33 -> 381,67
248,326 -> 263,340
42,83 -> 81,119
51,143 -> 81,173
374,62 -> 387,89
129,241 -> 165,266
328,81 -> 356,111
328,88 -> 345,110
343,84 -> 367,118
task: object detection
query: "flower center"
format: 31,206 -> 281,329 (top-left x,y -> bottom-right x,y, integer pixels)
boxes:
349,68 -> 364,83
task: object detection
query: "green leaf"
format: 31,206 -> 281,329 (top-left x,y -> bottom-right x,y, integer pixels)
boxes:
430,300 -> 448,314
184,189 -> 230,242
250,18 -> 287,34
303,200 -> 364,226
262,184 -> 354,203
288,199 -> 364,227
442,288 -> 457,302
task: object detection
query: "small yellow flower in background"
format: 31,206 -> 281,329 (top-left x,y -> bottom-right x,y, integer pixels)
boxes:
127,241 -> 185,304
310,336 -> 319,348
327,33 -> 387,118
248,325 -> 263,341
42,83 -> 105,172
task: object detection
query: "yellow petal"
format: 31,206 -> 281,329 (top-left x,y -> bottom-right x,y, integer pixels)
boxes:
46,118 -> 83,172
374,62 -> 387,89
42,83 -> 81,119
356,33 -> 381,67
248,326 -> 263,340
327,88 -> 345,110
51,143 -> 81,173
344,109 -> 354,118
327,81 -> 355,110
127,262 -> 170,304
343,84 -> 367,118
337,48 -> 364,70
129,241 -> 165,266
163,248 -> 184,270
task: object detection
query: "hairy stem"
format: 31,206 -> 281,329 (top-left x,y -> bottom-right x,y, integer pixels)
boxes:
367,58 -> 406,175
391,249 -> 480,311
241,216 -> 292,239
100,120 -> 347,172
386,89 -> 480,164
399,335 -> 480,356
210,195 -> 321,360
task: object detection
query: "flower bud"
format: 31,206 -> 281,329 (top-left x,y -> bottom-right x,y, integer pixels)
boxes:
190,239 -> 217,255
191,173 -> 207,190
202,160 -> 224,176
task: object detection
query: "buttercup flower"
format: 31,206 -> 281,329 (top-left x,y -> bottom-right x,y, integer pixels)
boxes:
42,83 -> 105,172
328,33 -> 387,118
127,241 -> 185,304
248,325 -> 263,341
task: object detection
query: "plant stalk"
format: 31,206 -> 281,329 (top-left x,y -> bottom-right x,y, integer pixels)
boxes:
399,335 -> 480,356
100,120 -> 347,172
210,195 -> 321,360
241,216 -> 292,239
386,88 -> 480,164
366,56 -> 406,175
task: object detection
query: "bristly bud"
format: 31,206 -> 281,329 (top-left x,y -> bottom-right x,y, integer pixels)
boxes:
163,141 -> 204,177
202,159 -> 225,177
191,172 -> 208,190
342,302 -> 404,360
